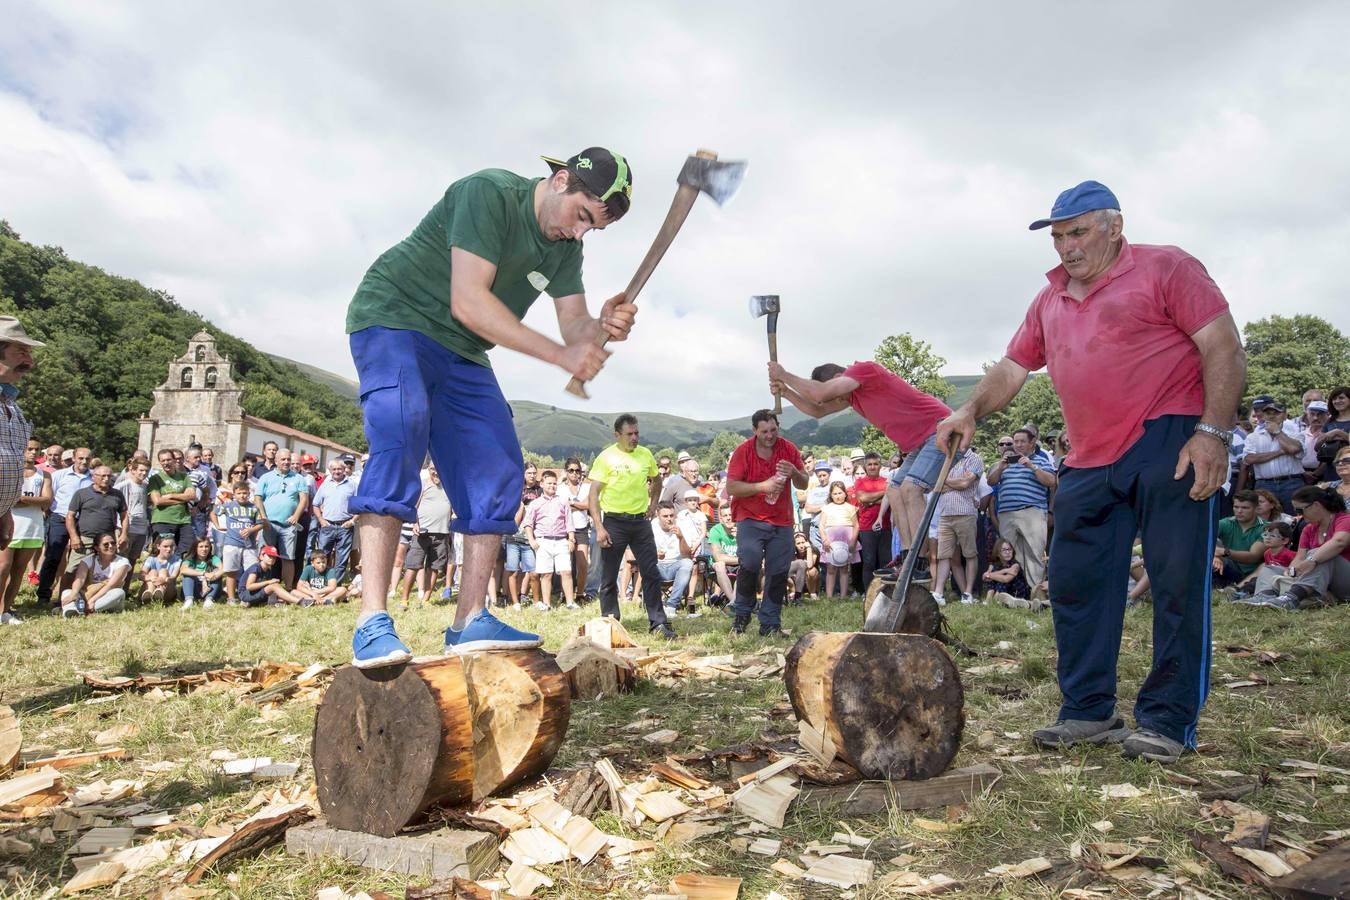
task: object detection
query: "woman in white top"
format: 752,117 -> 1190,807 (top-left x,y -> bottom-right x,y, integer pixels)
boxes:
60,532 -> 131,617
0,456 -> 51,624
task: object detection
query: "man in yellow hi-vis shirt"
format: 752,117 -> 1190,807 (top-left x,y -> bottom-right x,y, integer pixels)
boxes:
587,414 -> 676,640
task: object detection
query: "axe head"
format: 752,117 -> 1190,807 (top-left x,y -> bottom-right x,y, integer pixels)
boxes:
678,155 -> 747,206
748,294 -> 780,319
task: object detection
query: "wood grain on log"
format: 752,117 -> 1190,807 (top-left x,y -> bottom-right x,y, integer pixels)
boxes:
863,579 -> 942,637
785,632 -> 963,780
312,650 -> 570,837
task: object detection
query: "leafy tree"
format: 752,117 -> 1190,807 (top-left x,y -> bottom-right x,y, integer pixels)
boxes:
701,431 -> 745,473
861,334 -> 953,458
970,368 -> 1063,460
1243,315 -> 1350,408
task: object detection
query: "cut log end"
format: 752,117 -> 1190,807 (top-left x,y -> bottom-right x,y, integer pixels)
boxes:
313,651 -> 570,837
785,632 -> 963,781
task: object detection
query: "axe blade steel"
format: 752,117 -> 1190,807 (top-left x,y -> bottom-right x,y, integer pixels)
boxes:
677,156 -> 747,206
748,294 -> 780,318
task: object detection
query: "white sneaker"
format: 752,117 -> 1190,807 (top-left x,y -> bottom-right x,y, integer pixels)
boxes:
202,598 -> 215,609
181,598 -> 194,610
960,593 -> 977,605
931,590 -> 947,607
534,601 -> 550,612
565,601 -> 580,610
686,609 -> 703,619
0,611 -> 22,625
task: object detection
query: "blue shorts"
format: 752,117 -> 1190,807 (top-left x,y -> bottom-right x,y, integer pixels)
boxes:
889,432 -> 945,490
504,541 -> 536,573
349,326 -> 523,534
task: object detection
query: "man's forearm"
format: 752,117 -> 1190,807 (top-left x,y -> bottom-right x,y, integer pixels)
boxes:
960,357 -> 1028,420
726,479 -> 761,498
780,386 -> 827,418
454,283 -> 566,368
1243,449 -> 1284,464
1197,329 -> 1246,428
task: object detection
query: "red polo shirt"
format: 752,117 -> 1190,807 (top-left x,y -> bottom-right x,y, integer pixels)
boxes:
1006,239 -> 1229,469
727,436 -> 803,527
842,362 -> 951,453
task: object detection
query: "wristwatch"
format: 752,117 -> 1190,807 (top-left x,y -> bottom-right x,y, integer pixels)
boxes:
1193,422 -> 1232,446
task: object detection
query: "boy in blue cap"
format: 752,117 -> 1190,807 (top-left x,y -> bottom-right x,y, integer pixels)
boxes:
345,149 -> 639,666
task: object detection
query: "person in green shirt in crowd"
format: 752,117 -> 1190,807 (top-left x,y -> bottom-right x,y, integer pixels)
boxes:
706,504 -> 740,604
343,148 -> 639,666
586,414 -> 675,639
1214,490 -> 1267,587
148,447 -> 198,557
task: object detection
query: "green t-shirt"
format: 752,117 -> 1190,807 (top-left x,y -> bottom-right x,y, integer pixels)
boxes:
590,444 -> 657,516
1218,516 -> 1267,575
148,471 -> 194,526
345,169 -> 586,367
708,524 -> 738,560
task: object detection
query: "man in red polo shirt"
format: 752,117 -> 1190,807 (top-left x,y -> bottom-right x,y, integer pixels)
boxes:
937,181 -> 1245,764
769,360 -> 951,576
724,409 -> 808,636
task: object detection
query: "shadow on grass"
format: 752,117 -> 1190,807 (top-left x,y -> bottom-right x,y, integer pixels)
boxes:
7,658 -> 261,715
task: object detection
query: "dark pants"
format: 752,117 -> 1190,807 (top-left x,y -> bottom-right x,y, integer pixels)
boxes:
316,522 -> 354,583
36,515 -> 71,603
152,522 -> 197,557
1049,415 -> 1215,747
859,528 -> 888,587
599,513 -> 668,630
731,519 -> 794,628
1255,475 -> 1302,515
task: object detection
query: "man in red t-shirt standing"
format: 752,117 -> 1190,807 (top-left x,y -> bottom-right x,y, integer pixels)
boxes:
769,360 -> 951,576
937,181 -> 1245,764
725,409 -> 808,636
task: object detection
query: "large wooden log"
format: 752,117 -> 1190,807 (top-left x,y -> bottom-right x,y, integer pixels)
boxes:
312,651 -> 570,837
784,632 -> 963,780
862,578 -> 942,637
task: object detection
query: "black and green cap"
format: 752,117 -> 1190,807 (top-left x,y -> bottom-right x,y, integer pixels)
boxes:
541,147 -> 633,219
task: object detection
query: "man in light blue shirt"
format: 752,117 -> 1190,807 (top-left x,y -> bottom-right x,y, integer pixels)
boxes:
37,447 -> 92,606
254,448 -> 309,587
313,459 -> 358,583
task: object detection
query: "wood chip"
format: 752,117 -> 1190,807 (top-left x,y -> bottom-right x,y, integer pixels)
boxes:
651,760 -> 709,791
797,719 -> 836,767
1231,846 -> 1295,877
747,837 -> 781,855
0,766 -> 62,807
1091,820 -> 1114,833
911,817 -> 961,832
732,773 -> 798,828
221,757 -> 272,775
72,827 -> 136,855
1101,783 -> 1143,799
93,723 -> 138,746
987,856 -> 1052,877
473,804 -> 528,832
876,871 -> 961,894
1225,808 -> 1271,849
558,815 -> 608,864
61,861 -> 126,895
500,827 -> 569,866
642,729 -> 679,746
0,707 -> 20,776
804,854 -> 874,887
669,872 -> 741,899
1281,758 -> 1350,777
633,790 -> 692,822
770,858 -> 805,878
505,861 -> 554,896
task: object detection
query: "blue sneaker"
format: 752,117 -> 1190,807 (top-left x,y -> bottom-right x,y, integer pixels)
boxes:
443,609 -> 542,654
351,612 -> 412,669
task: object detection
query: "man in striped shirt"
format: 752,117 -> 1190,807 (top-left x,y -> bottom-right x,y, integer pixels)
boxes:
987,428 -> 1056,589
0,318 -> 41,559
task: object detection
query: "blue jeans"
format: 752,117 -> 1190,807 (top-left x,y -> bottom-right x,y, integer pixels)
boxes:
730,519 -> 794,628
504,541 -> 535,573
657,558 -> 694,608
316,523 -> 354,582
182,575 -> 220,602
1049,415 -> 1215,747
1255,475 -> 1302,515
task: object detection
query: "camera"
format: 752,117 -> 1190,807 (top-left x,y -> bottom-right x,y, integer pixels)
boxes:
1004,452 -> 1021,465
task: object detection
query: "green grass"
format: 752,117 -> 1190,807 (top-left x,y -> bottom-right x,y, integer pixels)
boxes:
0,589 -> 1346,898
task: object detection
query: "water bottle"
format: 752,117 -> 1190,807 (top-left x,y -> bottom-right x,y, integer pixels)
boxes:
765,472 -> 788,505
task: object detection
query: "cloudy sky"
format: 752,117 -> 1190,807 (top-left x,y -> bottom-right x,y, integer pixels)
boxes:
3,2 -> 1346,419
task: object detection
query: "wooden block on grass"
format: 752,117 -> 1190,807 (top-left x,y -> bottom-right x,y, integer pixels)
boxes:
284,820 -> 498,880
1269,841 -> 1350,899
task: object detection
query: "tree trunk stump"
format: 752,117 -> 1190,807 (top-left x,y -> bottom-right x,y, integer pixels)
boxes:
863,578 -> 942,637
784,632 -> 963,780
312,651 -> 570,837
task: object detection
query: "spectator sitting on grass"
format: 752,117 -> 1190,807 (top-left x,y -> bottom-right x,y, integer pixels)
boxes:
140,535 -> 181,605
1233,522 -> 1296,598
984,538 -> 1032,608
1213,490 -> 1266,587
789,530 -> 819,602
1255,489 -> 1295,526
1240,486 -> 1349,610
180,537 -> 224,610
295,549 -> 347,606
707,504 -> 739,605
651,501 -> 694,617
238,546 -> 302,606
61,533 -> 131,617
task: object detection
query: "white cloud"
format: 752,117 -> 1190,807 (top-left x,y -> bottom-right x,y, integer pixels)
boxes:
2,1 -> 1348,422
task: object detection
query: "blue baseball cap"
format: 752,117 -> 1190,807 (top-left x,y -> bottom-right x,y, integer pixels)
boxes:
1029,180 -> 1120,230
812,461 -> 832,472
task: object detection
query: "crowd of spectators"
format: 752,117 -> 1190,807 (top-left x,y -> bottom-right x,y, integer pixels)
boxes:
1,386 -> 1346,627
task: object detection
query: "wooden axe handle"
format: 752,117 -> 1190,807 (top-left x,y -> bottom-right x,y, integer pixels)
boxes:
563,149 -> 719,399
767,332 -> 781,415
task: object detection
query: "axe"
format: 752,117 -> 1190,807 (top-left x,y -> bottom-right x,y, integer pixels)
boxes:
749,295 -> 782,414
563,149 -> 747,399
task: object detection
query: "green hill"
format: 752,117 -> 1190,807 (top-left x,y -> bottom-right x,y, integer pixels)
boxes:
266,352 -> 360,401
0,221 -> 366,456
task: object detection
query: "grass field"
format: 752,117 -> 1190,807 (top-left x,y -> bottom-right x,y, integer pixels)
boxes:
0,589 -> 1346,898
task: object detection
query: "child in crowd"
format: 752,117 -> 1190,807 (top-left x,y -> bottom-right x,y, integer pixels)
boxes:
295,550 -> 347,606
789,530 -> 819,602
61,533 -> 132,617
984,538 -> 1033,608
238,546 -> 302,606
213,481 -> 264,604
140,535 -> 181,604
1235,521 -> 1297,599
819,481 -> 859,598
180,537 -> 224,609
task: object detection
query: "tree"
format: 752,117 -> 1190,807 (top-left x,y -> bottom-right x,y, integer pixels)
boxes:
970,368 -> 1063,461
1243,315 -> 1350,408
861,334 -> 953,458
701,431 -> 745,473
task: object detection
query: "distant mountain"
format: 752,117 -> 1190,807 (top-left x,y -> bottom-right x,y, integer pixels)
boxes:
266,353 -> 360,401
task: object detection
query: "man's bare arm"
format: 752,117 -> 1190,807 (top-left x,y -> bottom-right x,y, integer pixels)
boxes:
1175,312 -> 1247,500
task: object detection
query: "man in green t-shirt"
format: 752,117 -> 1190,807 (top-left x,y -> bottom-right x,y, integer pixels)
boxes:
148,447 -> 198,556
707,505 -> 740,602
587,414 -> 675,639
344,148 -> 639,668
1214,490 -> 1266,586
